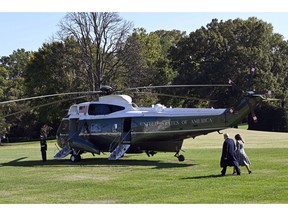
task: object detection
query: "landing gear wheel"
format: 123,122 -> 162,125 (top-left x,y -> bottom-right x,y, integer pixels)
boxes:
174,151 -> 185,162
178,155 -> 185,162
70,154 -> 81,162
70,155 -> 76,162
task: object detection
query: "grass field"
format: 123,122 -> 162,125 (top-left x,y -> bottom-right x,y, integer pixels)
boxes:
0,128 -> 287,204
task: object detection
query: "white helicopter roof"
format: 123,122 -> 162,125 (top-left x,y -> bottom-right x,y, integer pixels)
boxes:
99,95 -> 132,105
67,94 -> 226,118
67,95 -> 134,117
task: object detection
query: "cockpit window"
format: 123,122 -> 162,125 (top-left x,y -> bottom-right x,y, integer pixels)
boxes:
88,104 -> 125,115
59,119 -> 69,133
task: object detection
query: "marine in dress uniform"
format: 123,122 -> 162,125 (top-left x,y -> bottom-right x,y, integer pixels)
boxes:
40,136 -> 47,162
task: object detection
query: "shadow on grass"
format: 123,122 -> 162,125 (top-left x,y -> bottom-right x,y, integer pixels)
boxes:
182,174 -> 223,179
0,157 -> 196,169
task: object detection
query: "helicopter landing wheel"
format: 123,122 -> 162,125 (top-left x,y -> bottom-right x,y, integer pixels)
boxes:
178,154 -> 185,162
70,154 -> 81,162
174,151 -> 185,162
70,155 -> 76,162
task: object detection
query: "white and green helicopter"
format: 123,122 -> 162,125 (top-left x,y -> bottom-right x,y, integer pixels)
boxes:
53,80 -> 268,162
1,72 -> 271,162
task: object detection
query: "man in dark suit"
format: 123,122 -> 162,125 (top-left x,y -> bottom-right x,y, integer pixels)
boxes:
220,133 -> 241,176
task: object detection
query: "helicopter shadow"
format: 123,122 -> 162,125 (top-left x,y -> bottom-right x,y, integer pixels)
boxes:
181,174 -> 223,180
0,157 -> 197,170
0,157 -> 53,167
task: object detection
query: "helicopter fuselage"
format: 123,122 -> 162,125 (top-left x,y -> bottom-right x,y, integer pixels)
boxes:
55,94 -> 263,161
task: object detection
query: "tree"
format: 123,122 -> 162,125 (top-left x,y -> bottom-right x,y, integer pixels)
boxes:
169,17 -> 288,108
0,49 -> 34,140
0,49 -> 31,102
25,40 -> 83,95
0,66 -> 9,141
153,30 -> 185,85
269,33 -> 288,103
121,28 -> 162,87
120,28 -> 183,106
24,39 -> 85,127
58,12 -> 133,91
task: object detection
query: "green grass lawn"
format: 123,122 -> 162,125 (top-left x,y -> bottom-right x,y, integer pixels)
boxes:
0,128 -> 287,204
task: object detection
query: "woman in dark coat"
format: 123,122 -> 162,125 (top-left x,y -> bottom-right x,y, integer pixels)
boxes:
220,133 -> 241,176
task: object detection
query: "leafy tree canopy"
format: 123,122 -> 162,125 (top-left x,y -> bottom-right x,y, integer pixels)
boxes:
169,17 -> 288,108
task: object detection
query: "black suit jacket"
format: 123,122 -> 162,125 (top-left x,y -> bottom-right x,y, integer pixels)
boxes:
220,138 -> 239,167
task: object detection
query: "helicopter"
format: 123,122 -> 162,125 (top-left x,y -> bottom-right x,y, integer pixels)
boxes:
51,78 -> 269,162
0,66 -> 271,162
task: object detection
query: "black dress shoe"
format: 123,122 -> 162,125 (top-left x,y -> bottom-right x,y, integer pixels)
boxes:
249,171 -> 252,174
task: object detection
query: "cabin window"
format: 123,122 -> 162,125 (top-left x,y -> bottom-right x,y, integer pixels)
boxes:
88,104 -> 125,115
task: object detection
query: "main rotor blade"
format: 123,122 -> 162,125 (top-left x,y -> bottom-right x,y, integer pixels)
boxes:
0,91 -> 101,105
132,92 -> 217,102
263,98 -> 281,102
121,84 -> 232,92
2,96 -> 86,118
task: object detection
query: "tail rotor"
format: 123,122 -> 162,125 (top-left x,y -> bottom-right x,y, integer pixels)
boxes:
228,65 -> 266,124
